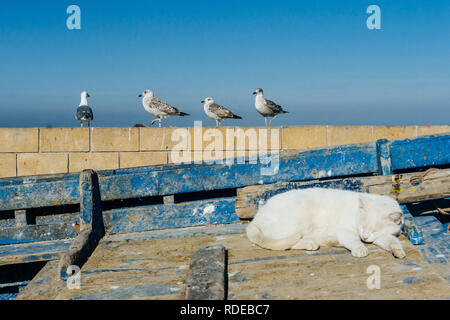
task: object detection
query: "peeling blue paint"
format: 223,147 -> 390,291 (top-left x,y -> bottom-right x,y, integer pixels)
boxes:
68,283 -> 181,300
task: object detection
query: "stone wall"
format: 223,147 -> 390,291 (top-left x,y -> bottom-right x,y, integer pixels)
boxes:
0,125 -> 448,178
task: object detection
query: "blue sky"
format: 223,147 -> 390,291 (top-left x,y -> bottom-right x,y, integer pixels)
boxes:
0,0 -> 449,127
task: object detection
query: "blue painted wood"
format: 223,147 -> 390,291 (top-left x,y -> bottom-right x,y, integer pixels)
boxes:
0,223 -> 78,246
98,143 -> 378,202
79,170 -> 96,227
400,205 -> 424,245
103,198 -> 239,235
390,134 -> 450,170
0,281 -> 30,289
103,223 -> 246,243
35,213 -> 79,226
376,139 -> 393,175
0,178 -> 80,211
411,212 -> 449,264
0,173 -> 80,187
0,219 -> 15,229
0,239 -> 73,266
67,283 -> 182,300
58,170 -> 105,279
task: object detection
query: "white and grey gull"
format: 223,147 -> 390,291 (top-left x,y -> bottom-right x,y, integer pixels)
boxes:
139,89 -> 189,127
202,97 -> 242,127
76,91 -> 94,127
253,88 -> 288,126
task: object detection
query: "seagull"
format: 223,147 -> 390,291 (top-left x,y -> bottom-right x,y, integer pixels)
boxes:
139,89 -> 189,127
202,97 -> 242,127
76,91 -> 94,127
253,88 -> 288,126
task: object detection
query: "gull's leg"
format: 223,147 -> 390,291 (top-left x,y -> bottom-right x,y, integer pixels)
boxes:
216,120 -> 219,127
264,117 -> 268,126
88,121 -> 91,128
269,115 -> 277,127
80,122 -> 83,128
158,118 -> 162,128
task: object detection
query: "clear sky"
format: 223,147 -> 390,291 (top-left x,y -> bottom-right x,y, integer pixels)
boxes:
0,0 -> 449,127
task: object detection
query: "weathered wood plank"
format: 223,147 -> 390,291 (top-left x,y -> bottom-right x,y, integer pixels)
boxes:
15,260 -> 65,300
376,139 -> 393,175
0,178 -> 80,211
410,211 -> 449,265
0,173 -> 80,187
102,198 -> 239,235
0,223 -> 78,246
185,245 -> 227,300
0,239 -> 73,266
390,134 -> 450,170
98,143 -> 378,202
58,170 -> 104,279
236,168 -> 450,219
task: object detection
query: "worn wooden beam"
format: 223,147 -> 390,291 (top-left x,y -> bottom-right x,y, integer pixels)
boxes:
102,198 -> 239,235
390,134 -> 450,170
376,139 -> 393,175
0,239 -> 73,267
0,223 -> 78,246
236,168 -> 450,219
15,260 -> 65,300
98,143 -> 378,202
405,205 -> 449,265
185,245 -> 227,300
58,170 -> 104,279
14,210 -> 27,227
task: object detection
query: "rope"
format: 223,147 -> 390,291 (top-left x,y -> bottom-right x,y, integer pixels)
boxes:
409,168 -> 438,185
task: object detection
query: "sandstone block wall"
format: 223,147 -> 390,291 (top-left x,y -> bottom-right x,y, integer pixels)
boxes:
0,125 -> 448,178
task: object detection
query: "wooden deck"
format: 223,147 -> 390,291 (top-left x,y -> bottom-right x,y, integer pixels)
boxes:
18,223 -> 450,300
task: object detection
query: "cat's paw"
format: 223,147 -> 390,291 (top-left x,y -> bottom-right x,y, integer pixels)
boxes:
292,239 -> 319,251
351,246 -> 369,258
392,247 -> 406,259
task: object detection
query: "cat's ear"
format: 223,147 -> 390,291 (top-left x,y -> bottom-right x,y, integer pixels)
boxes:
389,212 -> 403,225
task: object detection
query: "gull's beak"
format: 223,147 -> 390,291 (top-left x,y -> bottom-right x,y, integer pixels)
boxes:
87,93 -> 91,98
138,94 -> 143,97
201,100 -> 205,103
252,91 -> 257,95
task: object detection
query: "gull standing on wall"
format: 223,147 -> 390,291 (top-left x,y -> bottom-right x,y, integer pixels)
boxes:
139,89 -> 189,127
253,88 -> 288,126
76,91 -> 94,127
202,97 -> 242,127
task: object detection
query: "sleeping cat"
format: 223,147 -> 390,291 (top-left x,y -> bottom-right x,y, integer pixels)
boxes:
246,188 -> 406,259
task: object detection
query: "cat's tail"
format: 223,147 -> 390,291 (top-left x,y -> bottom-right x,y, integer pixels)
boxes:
246,223 -> 301,250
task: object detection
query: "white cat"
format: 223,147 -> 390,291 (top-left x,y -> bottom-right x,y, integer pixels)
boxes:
246,188 -> 406,258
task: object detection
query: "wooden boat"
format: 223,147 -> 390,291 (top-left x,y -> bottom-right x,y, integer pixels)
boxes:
0,134 -> 448,300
